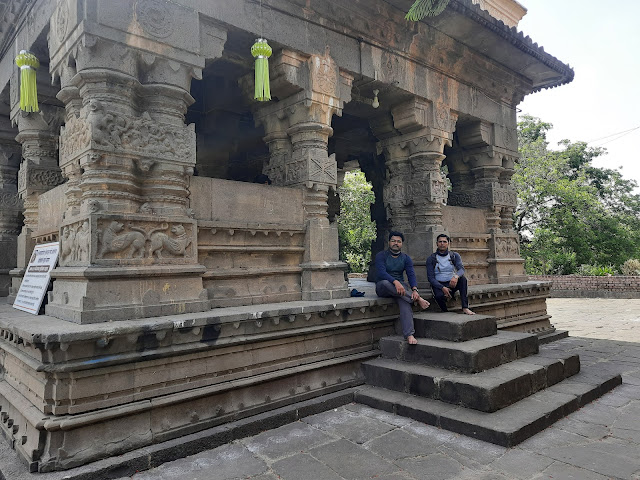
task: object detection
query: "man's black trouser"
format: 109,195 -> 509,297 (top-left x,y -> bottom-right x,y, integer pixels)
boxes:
433,275 -> 470,311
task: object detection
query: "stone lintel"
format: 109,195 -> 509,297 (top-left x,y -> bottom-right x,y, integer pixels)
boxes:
48,0 -> 223,82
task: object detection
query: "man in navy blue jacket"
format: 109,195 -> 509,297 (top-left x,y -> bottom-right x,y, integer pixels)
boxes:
426,234 -> 475,315
375,231 -> 430,344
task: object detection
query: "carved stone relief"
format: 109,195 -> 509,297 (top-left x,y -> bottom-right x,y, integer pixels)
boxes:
58,216 -> 197,266
135,0 -> 174,39
0,192 -> 21,209
448,185 -> 516,208
310,48 -> 338,97
60,102 -> 196,164
494,236 -> 520,257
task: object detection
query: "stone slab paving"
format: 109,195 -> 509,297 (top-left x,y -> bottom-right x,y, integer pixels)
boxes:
106,299 -> 640,479
2,299 -> 640,479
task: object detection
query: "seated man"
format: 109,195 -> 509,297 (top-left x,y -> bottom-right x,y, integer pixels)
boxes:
375,231 -> 430,344
426,234 -> 475,315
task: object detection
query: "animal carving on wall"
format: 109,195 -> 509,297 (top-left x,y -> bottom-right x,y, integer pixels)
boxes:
97,221 -> 146,259
149,224 -> 191,259
95,221 -> 192,260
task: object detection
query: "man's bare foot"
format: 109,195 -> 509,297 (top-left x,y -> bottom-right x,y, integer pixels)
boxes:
407,335 -> 418,344
417,297 -> 430,310
462,308 -> 476,315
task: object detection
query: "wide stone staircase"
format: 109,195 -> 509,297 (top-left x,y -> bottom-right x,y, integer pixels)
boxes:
355,312 -> 621,447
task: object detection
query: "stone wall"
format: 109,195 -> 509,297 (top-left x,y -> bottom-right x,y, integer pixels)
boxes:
190,177 -> 307,306
530,275 -> 640,298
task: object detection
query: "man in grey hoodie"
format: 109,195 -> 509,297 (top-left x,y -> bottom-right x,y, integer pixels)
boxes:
426,234 -> 475,315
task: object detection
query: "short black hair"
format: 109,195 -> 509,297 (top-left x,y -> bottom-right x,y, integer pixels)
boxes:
437,234 -> 450,242
388,231 -> 404,241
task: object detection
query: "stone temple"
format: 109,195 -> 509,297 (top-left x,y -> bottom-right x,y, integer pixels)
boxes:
1,0 -> 616,474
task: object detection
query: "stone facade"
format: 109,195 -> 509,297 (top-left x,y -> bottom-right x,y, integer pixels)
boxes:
0,0 -> 573,471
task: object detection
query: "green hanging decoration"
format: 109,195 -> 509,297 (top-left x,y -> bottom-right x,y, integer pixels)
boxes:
405,0 -> 451,21
15,50 -> 40,113
251,38 -> 272,102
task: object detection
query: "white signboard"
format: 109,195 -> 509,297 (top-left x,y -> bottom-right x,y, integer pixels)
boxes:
13,242 -> 60,315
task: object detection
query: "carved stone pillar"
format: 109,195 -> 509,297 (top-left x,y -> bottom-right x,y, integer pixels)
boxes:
43,1 -> 226,322
373,98 -> 455,287
247,48 -> 353,300
0,118 -> 22,296
6,89 -> 65,298
448,121 -> 526,284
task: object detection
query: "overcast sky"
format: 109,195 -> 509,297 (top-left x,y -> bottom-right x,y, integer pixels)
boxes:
517,0 -> 640,188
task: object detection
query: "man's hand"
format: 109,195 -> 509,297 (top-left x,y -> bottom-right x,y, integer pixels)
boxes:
449,275 -> 458,288
410,290 -> 420,302
442,286 -> 452,299
393,280 -> 405,296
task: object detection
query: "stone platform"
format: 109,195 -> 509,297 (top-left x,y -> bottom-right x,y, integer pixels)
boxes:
0,280 -> 554,471
356,312 -> 621,447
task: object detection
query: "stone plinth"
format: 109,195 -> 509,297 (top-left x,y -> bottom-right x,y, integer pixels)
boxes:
0,297 -> 395,471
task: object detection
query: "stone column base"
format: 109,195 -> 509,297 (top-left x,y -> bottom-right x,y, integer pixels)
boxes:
301,262 -> 350,301
6,267 -> 26,303
46,265 -> 210,324
487,258 -> 528,284
0,269 -> 10,297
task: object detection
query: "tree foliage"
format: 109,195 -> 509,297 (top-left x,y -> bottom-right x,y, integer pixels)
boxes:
338,170 -> 376,273
515,115 -> 640,274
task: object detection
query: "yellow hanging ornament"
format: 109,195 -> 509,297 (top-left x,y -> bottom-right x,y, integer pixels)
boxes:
15,50 -> 39,113
251,39 -> 272,102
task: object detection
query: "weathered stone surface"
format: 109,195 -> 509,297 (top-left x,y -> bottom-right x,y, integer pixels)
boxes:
355,372 -> 621,448
413,312 -> 497,341
362,353 -> 581,412
309,439 -> 398,479
379,333 -> 521,373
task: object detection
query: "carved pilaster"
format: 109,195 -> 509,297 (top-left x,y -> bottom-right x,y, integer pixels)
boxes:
245,47 -> 353,300
43,3 -> 223,322
374,98 -> 456,286
8,103 -> 65,298
0,123 -> 22,296
451,121 -> 525,282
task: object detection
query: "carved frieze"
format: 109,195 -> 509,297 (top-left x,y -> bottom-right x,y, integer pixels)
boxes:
59,215 -> 198,266
59,103 -> 196,164
310,49 -> 338,97
493,235 -> 520,257
135,0 -> 174,39
0,192 -> 22,210
60,220 -> 91,264
383,172 -> 447,208
18,165 -> 65,193
448,185 -> 517,208
59,114 -> 91,161
308,152 -> 337,184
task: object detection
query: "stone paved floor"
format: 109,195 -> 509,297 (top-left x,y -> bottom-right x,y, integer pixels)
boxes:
113,298 -> 640,480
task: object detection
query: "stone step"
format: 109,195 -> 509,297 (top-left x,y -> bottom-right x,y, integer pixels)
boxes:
379,331 -> 539,373
413,312 -> 497,341
361,351 -> 580,412
354,368 -> 622,447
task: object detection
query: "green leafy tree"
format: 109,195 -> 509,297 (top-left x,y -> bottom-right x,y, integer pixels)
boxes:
515,115 -> 640,274
338,170 -> 376,273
